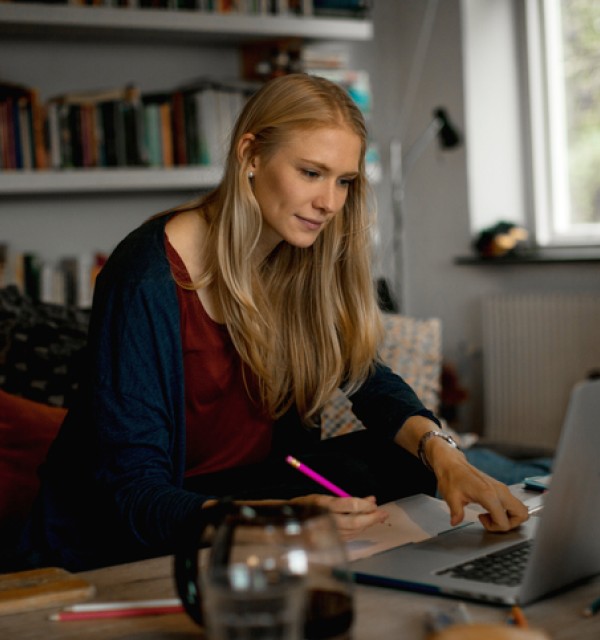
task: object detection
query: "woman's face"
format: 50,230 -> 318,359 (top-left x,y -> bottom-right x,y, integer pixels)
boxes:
249,126 -> 362,256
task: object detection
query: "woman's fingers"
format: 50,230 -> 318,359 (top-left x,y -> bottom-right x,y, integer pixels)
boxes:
441,468 -> 529,532
291,494 -> 388,539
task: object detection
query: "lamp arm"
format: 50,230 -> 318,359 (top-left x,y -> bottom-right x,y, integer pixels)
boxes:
389,114 -> 443,312
395,116 -> 443,191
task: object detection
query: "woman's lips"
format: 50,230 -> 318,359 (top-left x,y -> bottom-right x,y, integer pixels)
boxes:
295,214 -> 323,230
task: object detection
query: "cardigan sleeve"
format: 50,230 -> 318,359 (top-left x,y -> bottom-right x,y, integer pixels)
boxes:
84,222 -> 209,551
347,361 -> 441,441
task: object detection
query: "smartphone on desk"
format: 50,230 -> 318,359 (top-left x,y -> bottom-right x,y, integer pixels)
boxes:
523,474 -> 552,492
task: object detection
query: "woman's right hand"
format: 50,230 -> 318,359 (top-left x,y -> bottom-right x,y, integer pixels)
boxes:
290,494 -> 389,540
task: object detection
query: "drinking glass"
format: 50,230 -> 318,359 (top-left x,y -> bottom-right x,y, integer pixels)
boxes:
175,503 -> 354,640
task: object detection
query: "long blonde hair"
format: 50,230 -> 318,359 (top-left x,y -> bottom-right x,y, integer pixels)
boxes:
170,74 -> 383,423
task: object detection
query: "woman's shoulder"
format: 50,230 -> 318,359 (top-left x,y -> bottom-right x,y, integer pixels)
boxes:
164,209 -> 206,282
104,215 -> 170,279
93,214 -> 173,308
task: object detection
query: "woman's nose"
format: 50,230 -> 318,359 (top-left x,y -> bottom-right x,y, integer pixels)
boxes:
314,181 -> 341,214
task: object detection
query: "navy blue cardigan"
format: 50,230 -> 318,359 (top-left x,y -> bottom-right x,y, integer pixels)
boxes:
23,215 -> 436,571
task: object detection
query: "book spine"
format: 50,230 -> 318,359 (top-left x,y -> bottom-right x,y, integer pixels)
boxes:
159,102 -> 174,167
171,91 -> 187,166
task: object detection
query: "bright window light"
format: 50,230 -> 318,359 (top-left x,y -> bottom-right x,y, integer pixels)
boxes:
526,0 -> 600,246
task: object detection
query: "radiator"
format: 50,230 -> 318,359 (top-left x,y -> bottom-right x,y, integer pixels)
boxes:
481,293 -> 600,449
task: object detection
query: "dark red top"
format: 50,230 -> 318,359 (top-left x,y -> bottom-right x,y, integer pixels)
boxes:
165,234 -> 273,477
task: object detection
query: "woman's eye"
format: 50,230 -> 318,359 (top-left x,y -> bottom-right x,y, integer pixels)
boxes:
339,177 -> 355,187
302,169 -> 320,179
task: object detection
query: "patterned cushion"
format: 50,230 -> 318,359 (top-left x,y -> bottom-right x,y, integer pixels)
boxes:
320,313 -> 442,440
0,286 -> 89,408
379,314 -> 442,413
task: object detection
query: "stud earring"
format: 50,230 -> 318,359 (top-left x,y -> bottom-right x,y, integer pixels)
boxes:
248,171 -> 254,179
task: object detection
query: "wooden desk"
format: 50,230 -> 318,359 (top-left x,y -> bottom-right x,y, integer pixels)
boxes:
1,554 -> 599,639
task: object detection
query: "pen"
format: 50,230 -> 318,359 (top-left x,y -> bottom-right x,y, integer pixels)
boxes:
285,455 -> 351,497
582,596 -> 600,617
62,598 -> 181,612
509,605 -> 529,628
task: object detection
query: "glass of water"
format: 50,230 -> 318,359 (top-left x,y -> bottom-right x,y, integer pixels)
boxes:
201,504 -> 309,640
204,563 -> 305,640
175,503 -> 353,640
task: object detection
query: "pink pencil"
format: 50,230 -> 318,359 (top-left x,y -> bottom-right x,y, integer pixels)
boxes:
49,599 -> 184,621
49,605 -> 184,621
285,455 -> 351,497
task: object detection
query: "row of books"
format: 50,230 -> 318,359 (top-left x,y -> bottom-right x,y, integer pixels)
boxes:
0,0 -> 369,16
0,80 -> 256,171
1,60 -> 375,171
0,244 -> 107,308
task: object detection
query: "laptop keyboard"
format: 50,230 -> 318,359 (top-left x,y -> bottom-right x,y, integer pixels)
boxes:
438,540 -> 533,587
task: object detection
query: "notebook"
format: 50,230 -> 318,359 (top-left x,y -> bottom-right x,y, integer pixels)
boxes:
350,377 -> 600,605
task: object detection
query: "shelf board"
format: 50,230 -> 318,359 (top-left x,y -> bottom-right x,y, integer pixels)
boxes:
455,249 -> 600,265
0,4 -> 373,43
0,167 -> 223,194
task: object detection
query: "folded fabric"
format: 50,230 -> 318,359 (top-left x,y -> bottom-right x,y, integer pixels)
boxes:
0,389 -> 66,526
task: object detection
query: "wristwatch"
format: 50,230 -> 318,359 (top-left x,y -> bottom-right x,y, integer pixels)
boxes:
417,430 -> 459,472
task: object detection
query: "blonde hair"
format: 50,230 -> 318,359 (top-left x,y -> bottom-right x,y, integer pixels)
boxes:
169,74 -> 382,423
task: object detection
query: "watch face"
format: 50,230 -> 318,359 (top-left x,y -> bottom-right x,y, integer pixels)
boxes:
418,431 -> 459,471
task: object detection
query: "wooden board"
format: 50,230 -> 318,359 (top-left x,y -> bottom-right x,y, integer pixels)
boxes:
0,566 -> 95,615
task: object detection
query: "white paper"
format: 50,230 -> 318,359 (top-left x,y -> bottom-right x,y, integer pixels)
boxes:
345,494 -> 480,562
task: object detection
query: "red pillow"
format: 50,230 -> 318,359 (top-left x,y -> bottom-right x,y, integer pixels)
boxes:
0,389 -> 66,524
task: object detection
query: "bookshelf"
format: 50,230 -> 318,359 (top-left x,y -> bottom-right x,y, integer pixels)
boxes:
0,3 -> 373,196
1,2 -> 374,297
0,167 -> 223,195
0,4 -> 373,43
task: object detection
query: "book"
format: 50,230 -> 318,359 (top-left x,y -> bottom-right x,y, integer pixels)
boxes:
313,0 -> 370,18
0,243 -> 7,288
0,567 -> 95,616
142,102 -> 163,167
23,252 -> 42,301
47,84 -> 143,168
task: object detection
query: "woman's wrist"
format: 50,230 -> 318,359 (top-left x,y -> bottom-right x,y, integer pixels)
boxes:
417,430 -> 460,472
424,433 -> 466,474
394,415 -> 466,473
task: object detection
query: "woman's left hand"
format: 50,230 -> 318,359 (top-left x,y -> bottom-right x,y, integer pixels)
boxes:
429,439 -> 529,532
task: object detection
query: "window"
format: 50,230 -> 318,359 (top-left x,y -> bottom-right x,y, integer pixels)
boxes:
526,0 -> 600,246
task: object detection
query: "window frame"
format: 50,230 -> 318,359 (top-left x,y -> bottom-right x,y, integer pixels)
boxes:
524,0 -> 600,247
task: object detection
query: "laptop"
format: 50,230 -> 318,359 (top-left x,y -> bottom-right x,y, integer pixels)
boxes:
350,377 -> 600,605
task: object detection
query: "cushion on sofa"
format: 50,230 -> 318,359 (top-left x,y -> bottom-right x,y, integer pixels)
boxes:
320,313 -> 442,440
0,389 -> 66,527
0,285 -> 89,407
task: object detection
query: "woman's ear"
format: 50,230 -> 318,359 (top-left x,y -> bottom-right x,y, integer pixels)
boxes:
237,133 -> 257,170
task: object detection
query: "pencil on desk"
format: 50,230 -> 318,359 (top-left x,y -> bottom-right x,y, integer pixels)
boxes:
62,597 -> 181,612
49,598 -> 184,621
510,604 -> 529,628
285,455 -> 351,498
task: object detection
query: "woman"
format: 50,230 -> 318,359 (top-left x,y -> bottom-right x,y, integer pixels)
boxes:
21,74 -> 527,572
